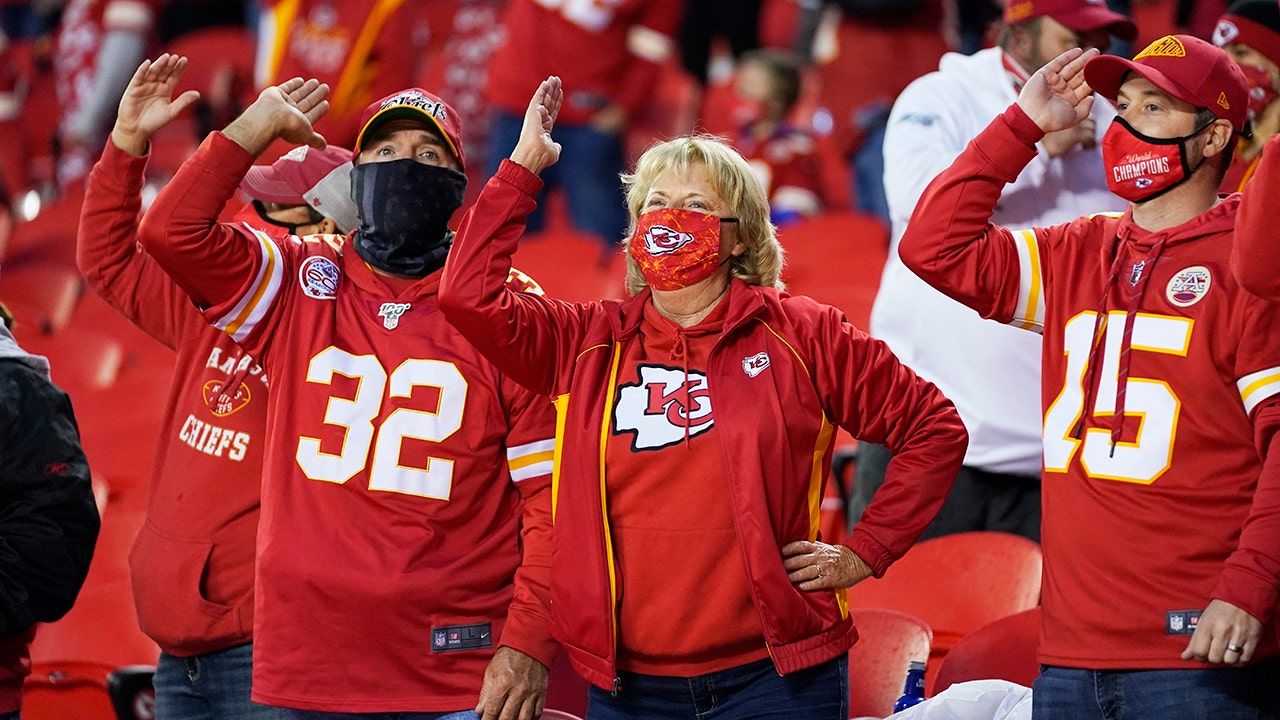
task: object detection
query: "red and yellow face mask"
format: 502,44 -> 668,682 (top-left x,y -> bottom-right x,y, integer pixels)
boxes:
628,208 -> 739,291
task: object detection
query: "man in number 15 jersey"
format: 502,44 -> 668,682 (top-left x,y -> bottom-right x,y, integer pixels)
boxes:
138,77 -> 557,717
900,36 -> 1280,717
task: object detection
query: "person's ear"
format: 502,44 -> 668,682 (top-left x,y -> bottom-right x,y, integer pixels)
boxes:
1202,119 -> 1234,159
297,217 -> 338,236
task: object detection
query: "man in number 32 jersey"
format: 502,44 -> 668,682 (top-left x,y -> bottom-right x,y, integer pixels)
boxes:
138,76 -> 557,719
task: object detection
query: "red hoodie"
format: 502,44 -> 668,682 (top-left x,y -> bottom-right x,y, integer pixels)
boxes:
78,140 -> 267,657
899,103 -> 1280,669
440,159 -> 968,690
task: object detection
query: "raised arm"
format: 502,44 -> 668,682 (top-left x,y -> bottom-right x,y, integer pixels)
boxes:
441,77 -> 588,396
136,77 -> 329,310
898,49 -> 1097,318
78,54 -> 202,346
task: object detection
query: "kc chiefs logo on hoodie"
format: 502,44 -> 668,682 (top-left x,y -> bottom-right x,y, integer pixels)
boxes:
614,365 -> 715,450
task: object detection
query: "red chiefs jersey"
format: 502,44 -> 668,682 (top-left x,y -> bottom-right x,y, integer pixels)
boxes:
137,133 -> 556,711
900,105 -> 1280,669
486,0 -> 684,125
257,0 -> 432,147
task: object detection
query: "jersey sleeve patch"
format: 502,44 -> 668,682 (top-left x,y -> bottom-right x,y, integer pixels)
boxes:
211,227 -> 285,343
1010,228 -> 1046,334
1238,365 -> 1280,416
507,438 -> 555,482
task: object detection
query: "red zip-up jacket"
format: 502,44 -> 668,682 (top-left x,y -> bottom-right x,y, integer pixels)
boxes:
899,104 -> 1280,668
77,140 -> 266,656
440,159 -> 968,690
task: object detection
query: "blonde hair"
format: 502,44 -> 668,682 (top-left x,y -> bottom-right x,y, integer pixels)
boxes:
621,134 -> 784,295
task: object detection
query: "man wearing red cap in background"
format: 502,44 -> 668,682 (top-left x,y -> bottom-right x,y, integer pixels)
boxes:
78,54 -> 359,720
852,0 -> 1134,544
899,35 -> 1280,717
135,72 -> 557,719
1214,0 -> 1280,191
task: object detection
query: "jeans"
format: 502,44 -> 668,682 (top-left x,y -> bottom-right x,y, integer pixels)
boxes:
282,707 -> 478,712
487,110 -> 628,250
586,655 -> 847,720
1033,660 -> 1280,720
154,643 -> 285,720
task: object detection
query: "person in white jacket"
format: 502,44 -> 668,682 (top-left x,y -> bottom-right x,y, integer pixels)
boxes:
850,0 -> 1134,542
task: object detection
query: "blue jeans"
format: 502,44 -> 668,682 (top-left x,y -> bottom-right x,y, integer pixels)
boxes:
1033,660 -> 1280,720
154,643 -> 285,720
285,707 -> 481,712
586,655 -> 847,720
487,110 -> 628,250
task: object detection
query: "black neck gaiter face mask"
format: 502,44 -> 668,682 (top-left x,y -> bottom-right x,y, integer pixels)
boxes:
350,159 -> 468,277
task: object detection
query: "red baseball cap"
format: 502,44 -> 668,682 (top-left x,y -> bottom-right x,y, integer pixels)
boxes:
1084,34 -> 1251,132
1004,0 -> 1138,40
353,88 -> 465,170
240,145 -> 359,234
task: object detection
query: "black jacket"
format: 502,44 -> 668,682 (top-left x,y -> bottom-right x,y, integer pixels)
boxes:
0,327 -> 100,639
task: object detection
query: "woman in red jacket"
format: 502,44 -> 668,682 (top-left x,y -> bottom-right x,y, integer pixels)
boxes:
440,77 -> 968,720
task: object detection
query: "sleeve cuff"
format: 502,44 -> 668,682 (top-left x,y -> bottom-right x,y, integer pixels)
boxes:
99,137 -> 150,190
498,158 -> 546,197
499,607 -> 559,667
844,528 -> 895,578
1211,565 -> 1278,625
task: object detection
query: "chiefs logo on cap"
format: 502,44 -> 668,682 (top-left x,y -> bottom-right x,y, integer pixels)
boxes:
1213,19 -> 1241,46
643,225 -> 696,256
380,90 -> 449,121
1135,36 -> 1187,60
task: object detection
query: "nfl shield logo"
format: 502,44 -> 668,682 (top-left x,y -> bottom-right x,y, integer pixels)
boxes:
379,302 -> 411,329
1170,615 -> 1184,632
433,630 -> 446,648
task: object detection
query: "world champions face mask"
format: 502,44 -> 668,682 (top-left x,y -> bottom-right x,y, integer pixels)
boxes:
1101,116 -> 1214,203
628,208 -> 739,291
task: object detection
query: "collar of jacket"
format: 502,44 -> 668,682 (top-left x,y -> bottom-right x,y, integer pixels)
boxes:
608,278 -> 770,342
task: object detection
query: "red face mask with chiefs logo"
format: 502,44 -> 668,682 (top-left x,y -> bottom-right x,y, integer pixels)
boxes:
628,208 -> 739,291
1101,117 -> 1213,203
1238,63 -> 1279,120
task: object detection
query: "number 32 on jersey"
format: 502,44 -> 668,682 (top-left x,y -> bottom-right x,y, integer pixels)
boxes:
295,347 -> 466,499
1043,311 -> 1191,484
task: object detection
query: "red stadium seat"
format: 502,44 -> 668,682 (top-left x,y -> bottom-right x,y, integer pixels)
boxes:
932,607 -> 1041,695
512,229 -> 627,303
846,532 -> 1042,691
775,211 -> 888,329
847,608 -> 932,719
18,328 -> 124,395
23,660 -> 117,720
0,264 -> 85,335
2,187 -> 84,268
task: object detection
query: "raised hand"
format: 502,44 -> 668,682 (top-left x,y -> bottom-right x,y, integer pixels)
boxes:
1017,47 -> 1100,134
510,76 -> 563,175
111,54 -> 201,157
224,77 -> 329,157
